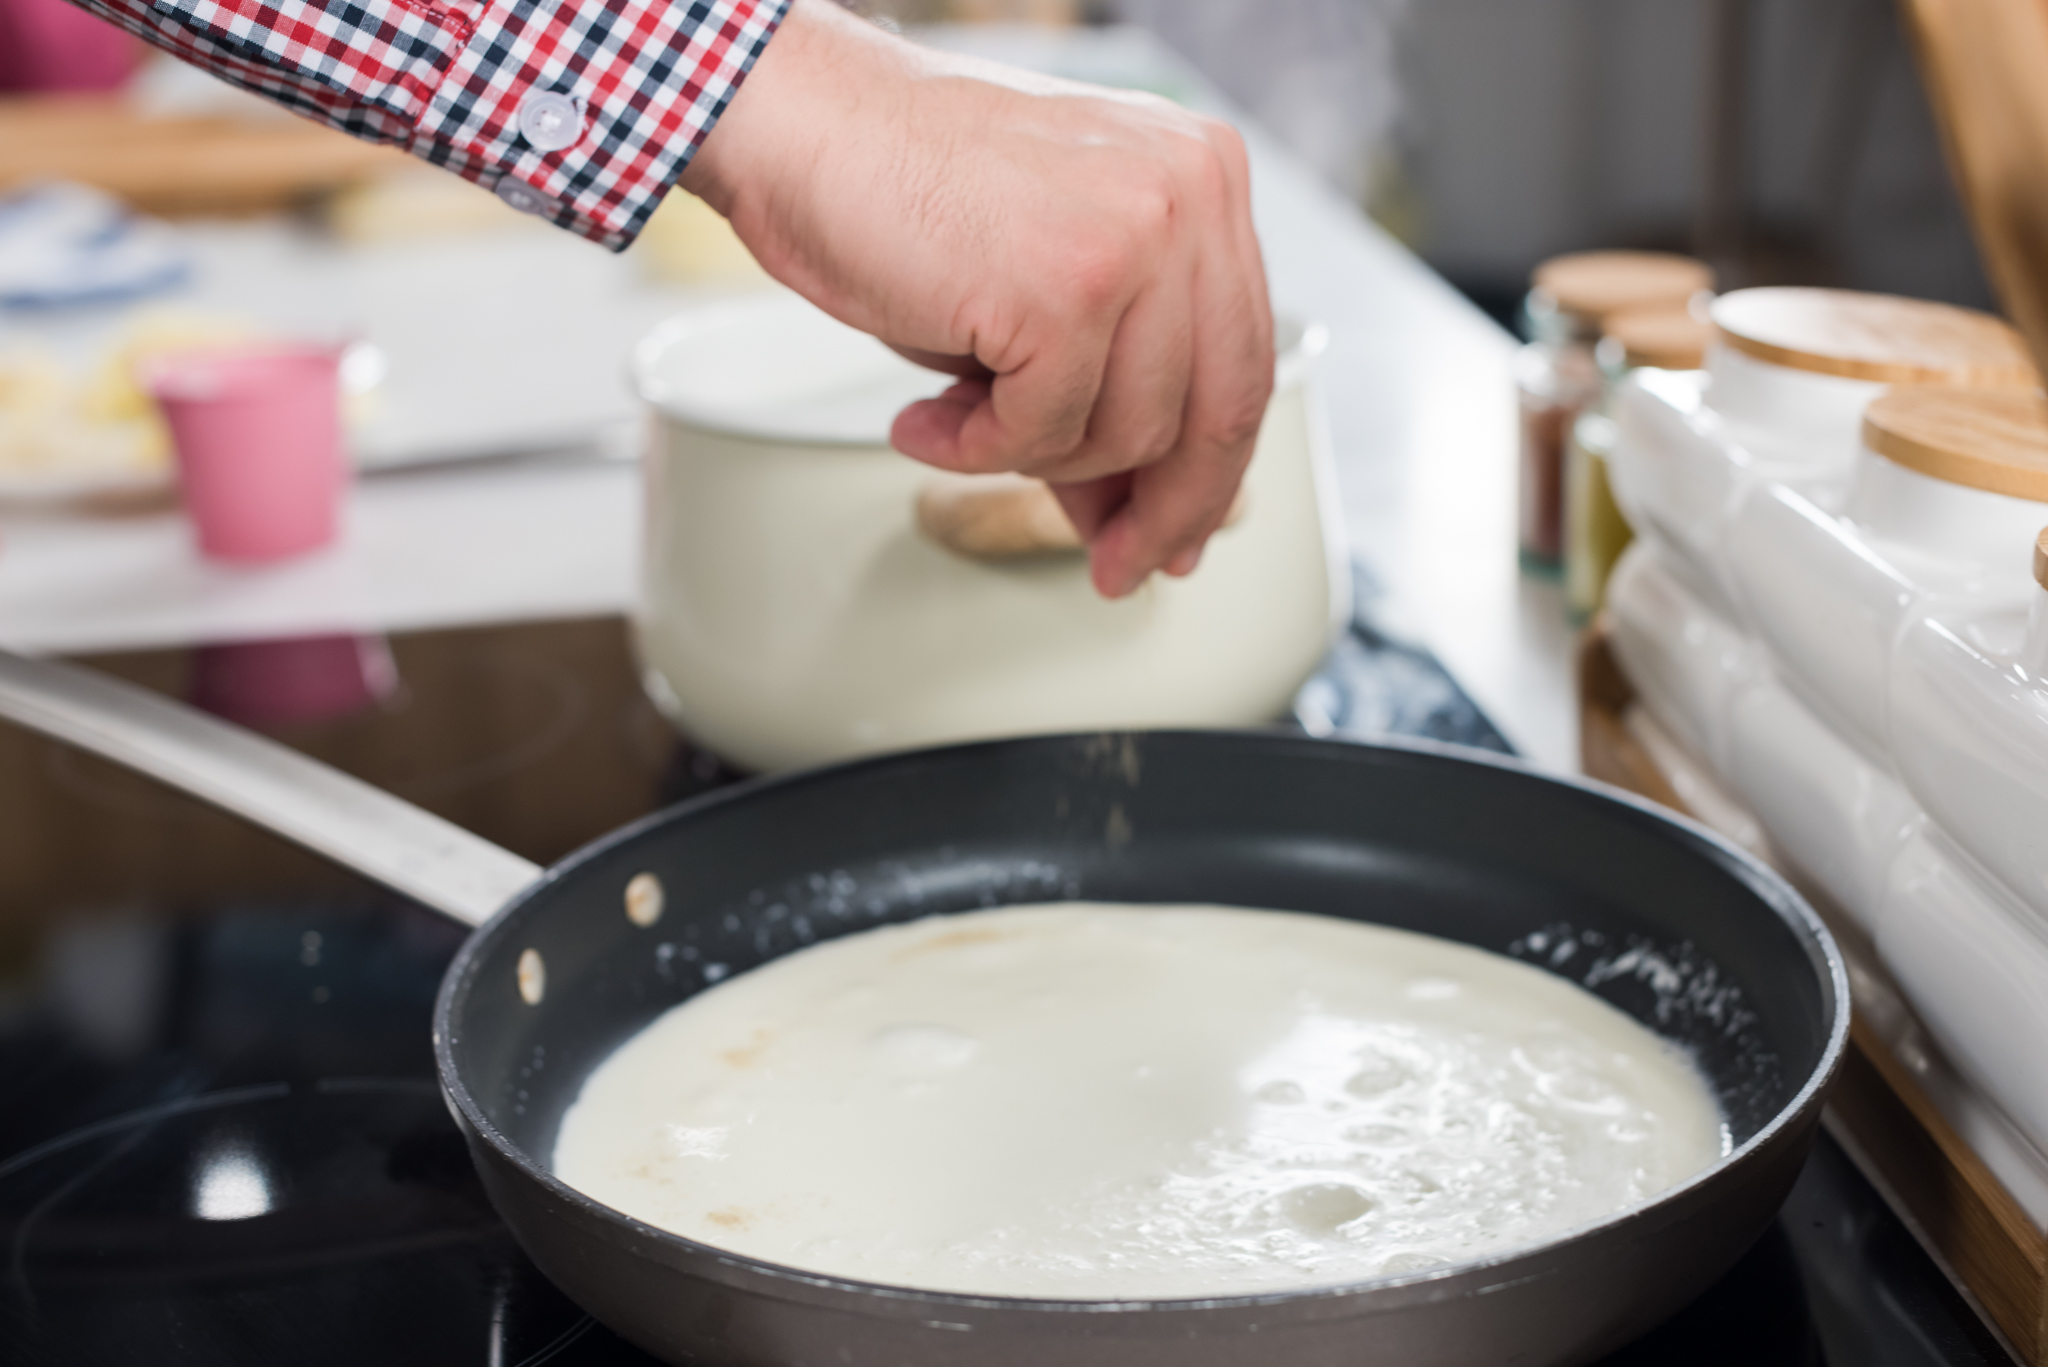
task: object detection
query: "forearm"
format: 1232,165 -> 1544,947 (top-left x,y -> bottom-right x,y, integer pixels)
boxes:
64,0 -> 787,249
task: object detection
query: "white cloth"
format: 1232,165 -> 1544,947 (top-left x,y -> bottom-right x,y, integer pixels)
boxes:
0,182 -> 188,309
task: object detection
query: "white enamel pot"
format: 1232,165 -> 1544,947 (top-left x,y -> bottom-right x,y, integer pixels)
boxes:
631,292 -> 1350,773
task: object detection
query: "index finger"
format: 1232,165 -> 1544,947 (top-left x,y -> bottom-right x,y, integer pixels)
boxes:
1084,327 -> 1270,594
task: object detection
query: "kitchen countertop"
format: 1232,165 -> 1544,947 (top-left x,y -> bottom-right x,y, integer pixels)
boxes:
0,24 -> 1573,772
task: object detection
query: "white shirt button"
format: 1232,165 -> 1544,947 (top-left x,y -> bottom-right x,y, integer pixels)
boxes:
495,177 -> 554,217
517,91 -> 584,153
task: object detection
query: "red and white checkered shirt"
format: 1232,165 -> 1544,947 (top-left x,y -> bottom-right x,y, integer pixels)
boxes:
67,0 -> 789,249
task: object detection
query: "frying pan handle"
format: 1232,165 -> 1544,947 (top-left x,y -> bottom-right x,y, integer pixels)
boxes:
0,649 -> 540,927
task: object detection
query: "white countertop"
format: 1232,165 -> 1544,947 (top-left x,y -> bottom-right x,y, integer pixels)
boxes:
0,25 -> 1575,774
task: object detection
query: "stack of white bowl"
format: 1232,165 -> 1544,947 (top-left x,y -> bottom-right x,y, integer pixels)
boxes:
1601,287 -> 2048,1224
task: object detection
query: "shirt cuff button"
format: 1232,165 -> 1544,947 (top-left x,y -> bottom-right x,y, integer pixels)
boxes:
517,91 -> 584,153
495,177 -> 555,216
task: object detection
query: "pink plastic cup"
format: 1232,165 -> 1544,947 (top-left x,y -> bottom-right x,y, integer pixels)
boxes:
147,347 -> 346,563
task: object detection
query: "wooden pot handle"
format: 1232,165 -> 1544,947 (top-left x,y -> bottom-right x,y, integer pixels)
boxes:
915,474 -> 1246,563
914,475 -> 1083,560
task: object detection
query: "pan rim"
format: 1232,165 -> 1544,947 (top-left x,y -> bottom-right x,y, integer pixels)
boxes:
432,728 -> 1850,1315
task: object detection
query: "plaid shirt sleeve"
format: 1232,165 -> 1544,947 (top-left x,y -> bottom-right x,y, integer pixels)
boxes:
66,0 -> 789,250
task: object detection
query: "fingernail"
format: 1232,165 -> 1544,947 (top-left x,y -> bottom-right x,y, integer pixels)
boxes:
1095,560 -> 1139,600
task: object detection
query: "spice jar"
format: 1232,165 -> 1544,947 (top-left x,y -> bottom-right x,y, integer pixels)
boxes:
1565,303 -> 1714,620
1517,251 -> 1714,573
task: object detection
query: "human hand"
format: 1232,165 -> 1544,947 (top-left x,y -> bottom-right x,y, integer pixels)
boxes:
679,0 -> 1273,598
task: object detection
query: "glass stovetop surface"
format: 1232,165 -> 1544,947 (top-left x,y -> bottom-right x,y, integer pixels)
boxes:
0,614 -> 2016,1366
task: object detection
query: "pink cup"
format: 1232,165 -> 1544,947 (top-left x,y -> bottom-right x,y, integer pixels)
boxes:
147,347 -> 346,563
0,0 -> 139,92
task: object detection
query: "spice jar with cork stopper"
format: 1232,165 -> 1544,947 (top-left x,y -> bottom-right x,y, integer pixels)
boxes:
1564,302 -> 1716,621
1516,251 -> 1714,574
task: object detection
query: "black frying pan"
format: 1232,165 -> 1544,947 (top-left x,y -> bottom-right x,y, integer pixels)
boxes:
0,652 -> 1846,1367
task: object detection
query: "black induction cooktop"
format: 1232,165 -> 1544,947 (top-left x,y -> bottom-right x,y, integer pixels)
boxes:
0,611 -> 2017,1366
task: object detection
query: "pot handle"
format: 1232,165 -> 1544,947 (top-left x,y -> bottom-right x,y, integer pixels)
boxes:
914,475 -> 1250,563
0,649 -> 541,927
914,475 -> 1084,561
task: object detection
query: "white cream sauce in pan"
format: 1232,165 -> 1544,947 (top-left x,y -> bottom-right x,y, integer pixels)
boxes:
553,903 -> 1728,1299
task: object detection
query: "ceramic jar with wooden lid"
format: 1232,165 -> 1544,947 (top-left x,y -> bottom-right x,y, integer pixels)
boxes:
1844,387 -> 2048,576
1728,387 -> 2048,759
1602,362 -> 2048,1214
1606,521 -> 2048,1204
1564,303 -> 1716,620
1607,287 -> 2039,623
1880,400 -> 2048,935
1706,287 -> 2039,467
1515,251 -> 1713,572
1890,515 -> 2048,931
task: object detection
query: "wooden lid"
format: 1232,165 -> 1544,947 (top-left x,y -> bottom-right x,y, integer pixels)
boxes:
1531,251 -> 1715,323
2036,527 -> 2048,591
1603,304 -> 1715,370
1712,287 -> 2038,387
1861,387 -> 2048,500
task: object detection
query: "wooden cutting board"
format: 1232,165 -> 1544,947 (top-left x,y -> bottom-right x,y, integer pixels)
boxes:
1581,622 -> 2048,1366
0,93 -> 404,216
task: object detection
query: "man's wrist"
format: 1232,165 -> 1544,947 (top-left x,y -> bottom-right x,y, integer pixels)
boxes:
678,0 -> 882,215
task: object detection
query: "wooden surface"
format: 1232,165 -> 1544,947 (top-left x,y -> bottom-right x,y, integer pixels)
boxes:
2036,529 -> 2047,593
1832,1019 -> 2048,1365
1709,286 -> 2039,387
1579,623 -> 2048,1366
1899,0 -> 2048,387
0,94 -> 404,216
1862,387 -> 2048,502
1531,250 -> 1715,325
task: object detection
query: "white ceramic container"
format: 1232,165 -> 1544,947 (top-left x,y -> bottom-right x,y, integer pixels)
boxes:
1606,369 -> 1751,623
1706,288 -> 2035,465
1608,542 -> 1920,920
1722,674 -> 1923,926
1702,340 -> 1891,470
1725,389 -> 2048,762
1605,289 -> 2035,640
1616,701 -> 1774,860
1843,440 -> 2048,578
1612,540 -> 2048,1166
1721,479 -> 1918,759
631,291 -> 1350,773
1605,540 -> 1764,773
1890,535 -> 2048,925
1874,829 -> 2048,1161
1727,677 -> 2048,1202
